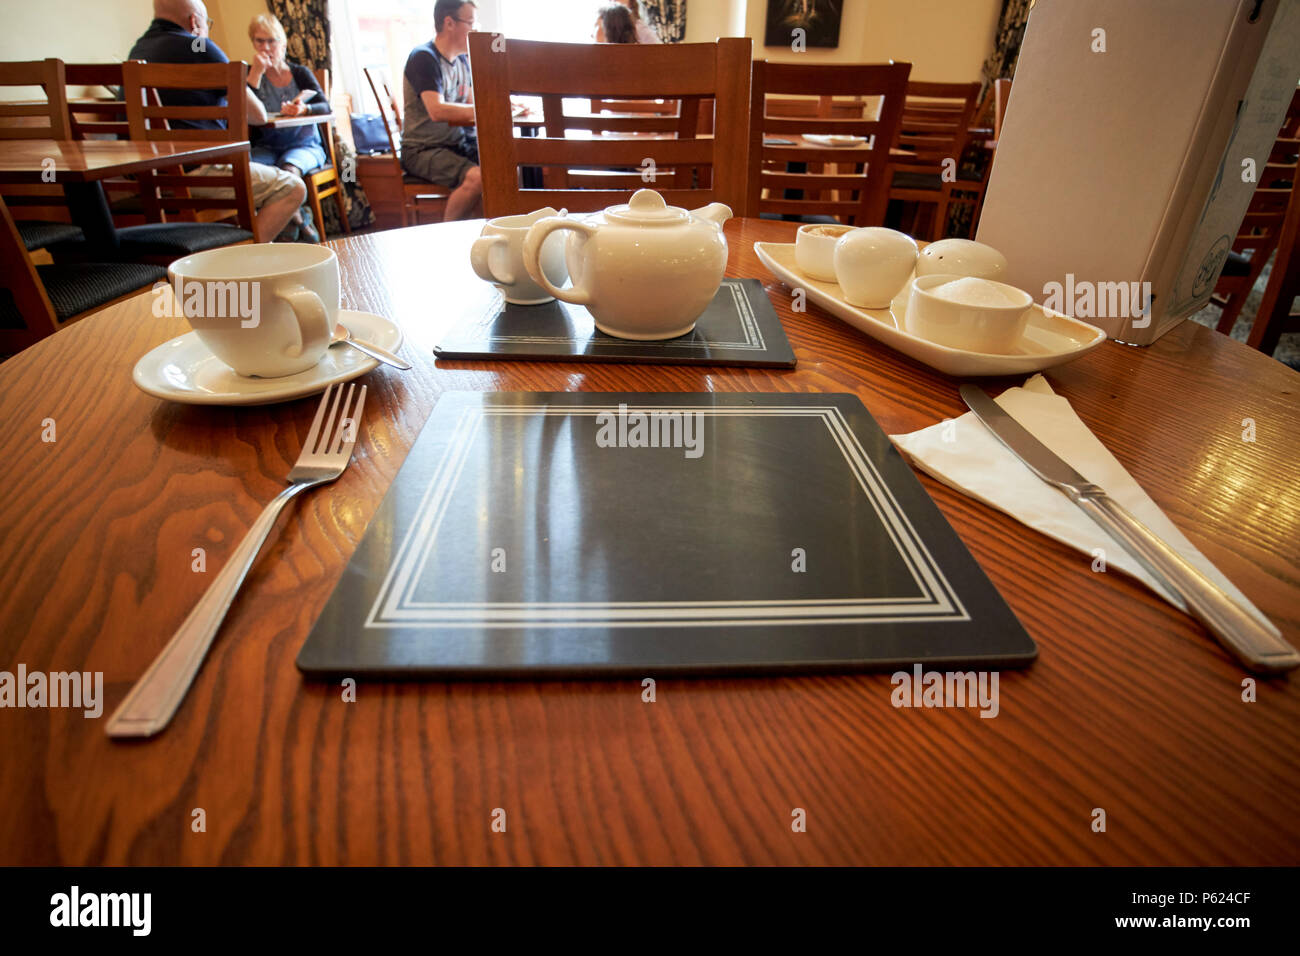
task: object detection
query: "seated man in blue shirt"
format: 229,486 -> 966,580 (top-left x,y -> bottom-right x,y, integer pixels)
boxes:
130,0 -> 307,242
401,0 -> 482,221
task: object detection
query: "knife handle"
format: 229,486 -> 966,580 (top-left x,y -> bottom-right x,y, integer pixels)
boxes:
1073,492 -> 1300,673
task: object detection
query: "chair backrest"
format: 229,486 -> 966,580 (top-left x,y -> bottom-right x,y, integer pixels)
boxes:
314,67 -> 340,170
122,60 -> 249,141
363,66 -> 405,178
893,80 -> 980,167
120,60 -> 254,230
0,58 -> 71,139
0,197 -> 58,353
1234,87 -> 1300,257
470,35 -> 752,217
64,62 -> 140,140
747,60 -> 911,225
365,67 -> 403,133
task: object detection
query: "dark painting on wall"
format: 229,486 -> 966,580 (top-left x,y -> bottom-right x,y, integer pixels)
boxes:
764,0 -> 843,49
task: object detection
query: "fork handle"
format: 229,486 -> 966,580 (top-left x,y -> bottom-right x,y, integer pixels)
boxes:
106,479 -> 320,738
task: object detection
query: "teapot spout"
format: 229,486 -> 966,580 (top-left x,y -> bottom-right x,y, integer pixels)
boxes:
691,202 -> 732,229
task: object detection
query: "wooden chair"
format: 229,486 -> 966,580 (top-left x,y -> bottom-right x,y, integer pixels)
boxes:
1245,172 -> 1300,355
46,60 -> 258,263
64,62 -> 137,140
363,66 -> 449,226
1212,87 -> 1300,337
0,58 -> 70,138
746,61 -> 911,226
469,35 -> 751,218
887,80 -> 981,240
0,197 -> 165,355
64,62 -> 148,228
302,68 -> 348,236
0,59 -> 85,251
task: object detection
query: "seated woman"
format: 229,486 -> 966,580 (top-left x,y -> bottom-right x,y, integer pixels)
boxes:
593,4 -> 638,44
247,14 -> 329,239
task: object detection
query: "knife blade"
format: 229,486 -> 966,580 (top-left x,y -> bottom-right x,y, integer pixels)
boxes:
959,384 -> 1299,674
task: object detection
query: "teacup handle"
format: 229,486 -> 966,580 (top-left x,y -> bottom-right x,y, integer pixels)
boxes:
469,234 -> 514,286
277,284 -> 333,359
522,217 -> 594,306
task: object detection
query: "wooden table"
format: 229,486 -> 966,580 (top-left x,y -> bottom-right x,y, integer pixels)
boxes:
0,138 -> 250,249
1,217 -> 1296,865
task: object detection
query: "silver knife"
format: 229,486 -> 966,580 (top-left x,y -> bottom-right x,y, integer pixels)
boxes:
959,384 -> 1299,674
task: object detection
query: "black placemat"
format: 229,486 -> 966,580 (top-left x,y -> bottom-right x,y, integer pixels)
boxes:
433,278 -> 796,367
297,392 -> 1036,678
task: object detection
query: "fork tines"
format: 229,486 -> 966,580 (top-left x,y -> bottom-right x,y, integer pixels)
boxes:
304,382 -> 367,459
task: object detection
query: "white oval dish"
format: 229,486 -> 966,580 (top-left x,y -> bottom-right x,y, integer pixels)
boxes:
753,241 -> 1106,377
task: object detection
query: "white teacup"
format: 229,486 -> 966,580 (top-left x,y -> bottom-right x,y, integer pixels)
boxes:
905,273 -> 1034,353
833,227 -> 918,309
470,207 -> 568,304
169,243 -> 338,378
794,223 -> 854,282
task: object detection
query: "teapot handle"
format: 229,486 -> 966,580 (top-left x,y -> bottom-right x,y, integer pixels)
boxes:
522,217 -> 595,306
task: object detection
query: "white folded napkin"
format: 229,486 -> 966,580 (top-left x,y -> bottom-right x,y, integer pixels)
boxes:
890,374 -> 1280,636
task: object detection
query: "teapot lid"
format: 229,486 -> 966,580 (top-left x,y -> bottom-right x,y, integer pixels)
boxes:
604,189 -> 690,225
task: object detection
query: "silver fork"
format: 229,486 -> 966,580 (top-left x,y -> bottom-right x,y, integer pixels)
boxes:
107,382 -> 368,739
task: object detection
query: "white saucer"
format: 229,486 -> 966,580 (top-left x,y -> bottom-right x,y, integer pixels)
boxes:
803,134 -> 867,148
754,241 -> 1107,377
133,309 -> 404,405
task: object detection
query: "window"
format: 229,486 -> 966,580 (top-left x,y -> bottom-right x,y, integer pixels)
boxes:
331,0 -> 604,115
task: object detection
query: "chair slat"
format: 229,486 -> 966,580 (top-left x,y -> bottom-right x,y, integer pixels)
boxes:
746,60 -> 911,226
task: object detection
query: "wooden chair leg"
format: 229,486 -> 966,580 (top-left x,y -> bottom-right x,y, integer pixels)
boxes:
333,187 -> 350,235
306,181 -> 326,245
1214,284 -> 1248,335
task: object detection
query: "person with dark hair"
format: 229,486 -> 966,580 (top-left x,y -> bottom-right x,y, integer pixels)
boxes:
593,4 -> 637,44
129,0 -> 306,242
617,0 -> 662,44
401,0 -> 481,221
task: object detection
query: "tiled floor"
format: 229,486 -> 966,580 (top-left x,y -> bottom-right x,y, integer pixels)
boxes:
1187,256 -> 1300,371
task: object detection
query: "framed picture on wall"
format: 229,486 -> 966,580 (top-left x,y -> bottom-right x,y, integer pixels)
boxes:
764,0 -> 843,49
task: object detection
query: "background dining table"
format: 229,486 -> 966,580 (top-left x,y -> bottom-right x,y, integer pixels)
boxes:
0,138 -> 251,249
0,216 -> 1296,865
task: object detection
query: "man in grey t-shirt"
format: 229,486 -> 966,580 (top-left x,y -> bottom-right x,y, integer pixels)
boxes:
401,0 -> 482,221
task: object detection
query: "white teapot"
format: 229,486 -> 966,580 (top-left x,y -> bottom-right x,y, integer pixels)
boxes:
521,189 -> 732,340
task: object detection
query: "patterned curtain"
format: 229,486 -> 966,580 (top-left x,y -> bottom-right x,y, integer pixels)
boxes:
266,0 -> 331,72
980,0 -> 1033,98
641,0 -> 687,43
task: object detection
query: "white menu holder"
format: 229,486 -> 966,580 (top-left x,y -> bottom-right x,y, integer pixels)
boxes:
977,0 -> 1300,345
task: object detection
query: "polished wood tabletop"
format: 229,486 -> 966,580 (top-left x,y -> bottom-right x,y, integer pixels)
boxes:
0,138 -> 251,183
0,217 -> 1296,865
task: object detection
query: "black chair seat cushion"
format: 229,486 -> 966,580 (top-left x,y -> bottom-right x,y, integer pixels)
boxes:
36,262 -> 168,322
891,170 -> 942,191
50,222 -> 254,260
17,221 -> 84,251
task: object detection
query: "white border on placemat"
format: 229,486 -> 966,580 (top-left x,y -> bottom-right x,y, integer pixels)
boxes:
363,402 -> 969,629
